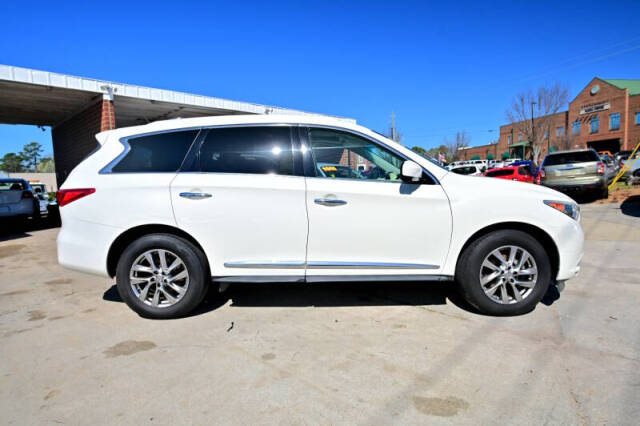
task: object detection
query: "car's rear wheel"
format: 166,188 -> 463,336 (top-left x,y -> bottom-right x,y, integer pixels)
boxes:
116,234 -> 209,319
455,230 -> 551,316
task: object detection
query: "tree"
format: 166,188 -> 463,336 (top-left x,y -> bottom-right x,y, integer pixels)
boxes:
444,131 -> 471,161
411,146 -> 427,156
20,142 -> 43,171
505,83 -> 569,164
36,156 -> 55,173
0,153 -> 25,172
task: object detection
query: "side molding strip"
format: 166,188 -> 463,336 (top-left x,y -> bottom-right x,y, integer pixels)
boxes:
306,261 -> 439,269
224,261 -> 440,270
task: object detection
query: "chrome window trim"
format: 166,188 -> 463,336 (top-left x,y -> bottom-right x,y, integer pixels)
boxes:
99,123 -> 296,175
301,124 -> 441,185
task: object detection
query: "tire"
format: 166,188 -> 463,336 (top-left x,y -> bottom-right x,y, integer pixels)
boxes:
116,233 -> 210,319
601,187 -> 609,200
455,230 -> 551,316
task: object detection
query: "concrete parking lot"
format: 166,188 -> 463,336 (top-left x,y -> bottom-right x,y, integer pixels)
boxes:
1,199 -> 639,425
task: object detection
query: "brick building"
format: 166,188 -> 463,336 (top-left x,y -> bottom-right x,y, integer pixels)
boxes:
458,77 -> 640,163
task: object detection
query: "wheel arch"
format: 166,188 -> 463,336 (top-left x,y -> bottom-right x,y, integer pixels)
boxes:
455,222 -> 560,280
106,224 -> 209,278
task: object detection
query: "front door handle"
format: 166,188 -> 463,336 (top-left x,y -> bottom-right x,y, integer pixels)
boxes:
314,198 -> 347,206
180,192 -> 212,200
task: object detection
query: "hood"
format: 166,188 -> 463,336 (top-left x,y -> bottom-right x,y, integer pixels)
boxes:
441,172 -> 575,204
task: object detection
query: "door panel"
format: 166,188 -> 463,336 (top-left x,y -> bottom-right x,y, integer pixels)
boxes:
170,125 -> 307,277
301,127 -> 452,277
171,173 -> 308,276
305,178 -> 451,276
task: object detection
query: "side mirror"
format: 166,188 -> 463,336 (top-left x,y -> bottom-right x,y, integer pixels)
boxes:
401,160 -> 423,182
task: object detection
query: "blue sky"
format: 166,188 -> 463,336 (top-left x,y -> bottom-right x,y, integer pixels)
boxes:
1,0 -> 639,157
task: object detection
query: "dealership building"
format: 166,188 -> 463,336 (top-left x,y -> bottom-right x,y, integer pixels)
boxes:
0,64 -> 351,185
458,77 -> 640,161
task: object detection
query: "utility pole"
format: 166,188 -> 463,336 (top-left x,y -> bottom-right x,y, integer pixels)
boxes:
391,111 -> 397,142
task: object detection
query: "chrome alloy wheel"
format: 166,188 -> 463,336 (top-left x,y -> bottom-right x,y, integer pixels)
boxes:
479,245 -> 538,304
129,249 -> 189,308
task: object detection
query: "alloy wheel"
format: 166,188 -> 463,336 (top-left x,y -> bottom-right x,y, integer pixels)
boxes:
129,249 -> 189,308
479,245 -> 538,304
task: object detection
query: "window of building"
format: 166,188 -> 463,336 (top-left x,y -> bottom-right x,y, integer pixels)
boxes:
544,129 -> 549,139
636,112 -> 640,125
556,126 -> 564,137
590,116 -> 599,134
111,130 -> 199,173
508,135 -> 512,144
308,128 -> 405,182
572,121 -> 580,135
610,113 -> 620,130
518,133 -> 523,141
199,126 -> 293,175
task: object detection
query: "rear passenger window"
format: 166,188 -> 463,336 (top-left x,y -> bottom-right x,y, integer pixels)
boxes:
199,127 -> 293,175
518,166 -> 530,176
112,130 -> 199,173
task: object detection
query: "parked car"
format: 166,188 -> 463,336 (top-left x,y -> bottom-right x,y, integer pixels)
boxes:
539,149 -> 609,199
620,152 -> 640,179
57,115 -> 584,319
485,164 -> 537,183
30,182 -> 57,216
450,164 -> 485,176
0,178 -> 40,221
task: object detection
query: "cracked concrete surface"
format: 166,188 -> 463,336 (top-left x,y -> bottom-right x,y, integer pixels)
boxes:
0,201 -> 639,425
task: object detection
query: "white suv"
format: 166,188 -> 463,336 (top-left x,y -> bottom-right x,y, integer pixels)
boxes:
57,115 -> 584,318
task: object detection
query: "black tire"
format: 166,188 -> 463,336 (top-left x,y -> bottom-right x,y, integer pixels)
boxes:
455,230 -> 551,316
116,233 -> 210,319
601,187 -> 609,200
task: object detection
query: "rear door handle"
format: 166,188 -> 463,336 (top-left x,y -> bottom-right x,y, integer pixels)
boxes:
180,192 -> 212,200
314,198 -> 347,206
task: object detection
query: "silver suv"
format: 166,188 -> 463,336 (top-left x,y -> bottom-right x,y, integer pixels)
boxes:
540,149 -> 609,199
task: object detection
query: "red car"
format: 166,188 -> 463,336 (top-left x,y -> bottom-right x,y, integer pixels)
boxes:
484,165 -> 538,184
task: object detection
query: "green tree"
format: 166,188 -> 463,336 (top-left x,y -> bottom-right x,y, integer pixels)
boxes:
20,142 -> 43,171
411,146 -> 427,156
0,152 -> 25,172
36,156 -> 55,172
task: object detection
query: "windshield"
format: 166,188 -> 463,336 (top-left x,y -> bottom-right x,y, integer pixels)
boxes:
543,151 -> 599,166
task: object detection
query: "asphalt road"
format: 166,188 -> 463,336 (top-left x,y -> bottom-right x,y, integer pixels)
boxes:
1,199 -> 639,425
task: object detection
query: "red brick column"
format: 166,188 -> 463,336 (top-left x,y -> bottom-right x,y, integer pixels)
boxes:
52,98 -> 117,185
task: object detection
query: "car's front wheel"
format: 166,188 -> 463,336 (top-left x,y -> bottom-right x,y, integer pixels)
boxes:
455,230 -> 551,316
116,234 -> 209,319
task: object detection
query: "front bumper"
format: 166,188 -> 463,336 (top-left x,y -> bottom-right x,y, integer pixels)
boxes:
553,219 -> 584,281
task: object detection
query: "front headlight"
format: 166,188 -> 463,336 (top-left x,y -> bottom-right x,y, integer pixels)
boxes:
544,200 -> 580,221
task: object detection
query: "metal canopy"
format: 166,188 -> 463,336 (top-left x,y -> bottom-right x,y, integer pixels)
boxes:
0,64 -> 352,128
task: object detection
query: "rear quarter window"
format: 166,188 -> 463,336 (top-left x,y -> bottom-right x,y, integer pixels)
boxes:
543,151 -> 599,166
111,130 -> 199,173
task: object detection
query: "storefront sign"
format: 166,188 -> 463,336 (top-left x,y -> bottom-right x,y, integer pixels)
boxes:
580,102 -> 610,115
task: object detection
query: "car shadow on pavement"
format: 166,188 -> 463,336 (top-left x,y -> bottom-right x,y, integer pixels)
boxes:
0,216 -> 61,242
103,280 -> 564,318
620,195 -> 640,217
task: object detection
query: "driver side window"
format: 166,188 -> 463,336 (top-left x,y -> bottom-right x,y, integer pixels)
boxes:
308,128 -> 404,182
